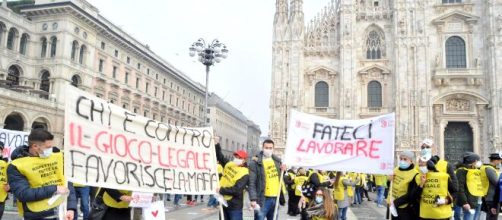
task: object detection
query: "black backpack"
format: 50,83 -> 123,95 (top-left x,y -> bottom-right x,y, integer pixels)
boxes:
301,173 -> 318,199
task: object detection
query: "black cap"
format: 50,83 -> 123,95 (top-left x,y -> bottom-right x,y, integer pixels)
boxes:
488,153 -> 502,160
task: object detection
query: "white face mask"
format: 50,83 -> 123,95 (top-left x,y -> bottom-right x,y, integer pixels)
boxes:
39,147 -> 53,158
233,158 -> 244,166
419,166 -> 428,174
263,149 -> 273,158
475,161 -> 482,168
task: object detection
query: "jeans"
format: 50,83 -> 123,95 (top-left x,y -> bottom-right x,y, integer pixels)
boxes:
454,206 -> 475,220
338,207 -> 348,220
254,197 -> 277,220
223,207 -> 243,220
174,194 -> 182,205
207,195 -> 219,207
74,186 -> 90,220
474,204 -> 481,220
376,186 -> 385,206
354,187 -> 362,204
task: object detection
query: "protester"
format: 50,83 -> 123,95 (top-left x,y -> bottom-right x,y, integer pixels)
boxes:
416,152 -> 455,220
374,174 -> 387,208
102,188 -> 132,219
480,152 -> 501,220
390,151 -> 420,220
284,168 -> 297,216
0,141 -> 8,220
304,187 -> 338,220
309,170 -> 334,193
217,149 -> 250,220
73,183 -> 90,220
248,139 -> 286,220
7,129 -> 76,220
333,172 -> 354,220
361,174 -> 372,201
292,168 -> 308,216
455,152 -> 484,220
353,173 -> 364,206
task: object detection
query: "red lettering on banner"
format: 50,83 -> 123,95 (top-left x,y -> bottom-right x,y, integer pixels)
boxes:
69,123 -> 90,149
356,140 -> 368,157
369,140 -> 381,159
95,131 -> 112,153
294,138 -> 382,159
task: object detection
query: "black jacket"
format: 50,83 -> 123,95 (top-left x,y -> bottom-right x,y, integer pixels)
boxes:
248,152 -> 284,207
7,145 -> 77,220
455,164 -> 481,209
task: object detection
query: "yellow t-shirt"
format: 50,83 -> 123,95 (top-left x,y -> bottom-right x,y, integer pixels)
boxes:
263,158 -> 280,197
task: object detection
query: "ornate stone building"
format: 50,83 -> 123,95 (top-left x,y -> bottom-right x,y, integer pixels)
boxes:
0,0 -> 206,146
207,93 -> 262,158
270,0 -> 502,162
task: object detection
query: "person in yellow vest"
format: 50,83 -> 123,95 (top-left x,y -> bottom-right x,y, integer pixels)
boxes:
101,188 -> 132,219
216,149 -> 249,220
419,138 -> 459,195
305,187 -> 338,220
291,168 -> 307,216
7,129 -> 76,220
334,172 -> 355,220
480,153 -> 502,220
353,173 -> 365,206
0,142 -> 9,220
248,139 -> 286,220
454,152 -> 483,220
374,174 -> 388,208
390,151 -> 420,220
416,153 -> 455,220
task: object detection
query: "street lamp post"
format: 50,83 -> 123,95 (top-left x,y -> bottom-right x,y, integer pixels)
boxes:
189,39 -> 228,126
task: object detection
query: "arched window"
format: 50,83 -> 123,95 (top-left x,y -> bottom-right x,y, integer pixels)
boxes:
19,33 -> 29,55
71,40 -> 78,61
445,36 -> 466,68
31,118 -> 49,130
40,37 -> 47,58
7,66 -> 20,87
40,71 -> 50,99
315,81 -> 329,107
6,28 -> 17,50
367,81 -> 382,107
71,75 -> 81,87
3,113 -> 24,131
366,29 -> 385,59
50,36 -> 57,57
79,45 -> 86,64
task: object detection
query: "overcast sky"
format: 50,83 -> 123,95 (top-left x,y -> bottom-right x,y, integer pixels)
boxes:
86,0 -> 331,135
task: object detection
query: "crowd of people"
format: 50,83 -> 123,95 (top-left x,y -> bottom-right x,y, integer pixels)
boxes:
0,128 -> 501,220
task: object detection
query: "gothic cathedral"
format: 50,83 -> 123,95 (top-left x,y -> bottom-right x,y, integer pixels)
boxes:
269,0 -> 502,162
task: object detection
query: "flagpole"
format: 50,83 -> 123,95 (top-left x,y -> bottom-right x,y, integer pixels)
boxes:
272,169 -> 285,220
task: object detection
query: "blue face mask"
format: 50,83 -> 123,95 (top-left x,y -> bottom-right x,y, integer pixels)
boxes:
399,160 -> 410,169
421,148 -> 432,157
315,196 -> 323,204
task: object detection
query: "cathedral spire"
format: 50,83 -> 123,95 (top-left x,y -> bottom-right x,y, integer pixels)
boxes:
289,0 -> 304,40
273,0 -> 289,42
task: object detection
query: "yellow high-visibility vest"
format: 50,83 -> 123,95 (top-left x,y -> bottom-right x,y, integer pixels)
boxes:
419,171 -> 451,219
10,152 -> 65,214
219,162 -> 249,201
480,165 -> 498,196
103,190 -> 132,209
392,167 -> 419,208
0,160 -> 8,202
457,167 -> 484,197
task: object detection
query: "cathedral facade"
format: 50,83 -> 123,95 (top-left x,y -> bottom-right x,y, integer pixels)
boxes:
269,0 -> 502,162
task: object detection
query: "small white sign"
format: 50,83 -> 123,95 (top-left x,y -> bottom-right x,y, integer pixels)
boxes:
143,201 -> 166,220
129,192 -> 154,208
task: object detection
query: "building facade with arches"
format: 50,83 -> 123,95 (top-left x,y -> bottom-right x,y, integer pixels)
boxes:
270,0 -> 502,162
0,0 -> 207,146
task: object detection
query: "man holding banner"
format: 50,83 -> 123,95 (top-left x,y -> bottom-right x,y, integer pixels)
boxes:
248,139 -> 285,220
7,129 -> 77,220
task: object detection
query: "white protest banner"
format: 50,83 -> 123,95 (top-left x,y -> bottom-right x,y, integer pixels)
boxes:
64,85 -> 219,194
129,192 -> 154,208
0,128 -> 28,159
143,201 -> 165,220
284,110 -> 395,175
